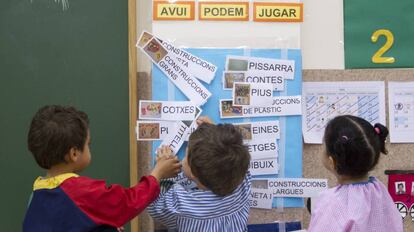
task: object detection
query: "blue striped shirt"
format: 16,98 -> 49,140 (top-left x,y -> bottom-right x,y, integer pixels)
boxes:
148,172 -> 251,232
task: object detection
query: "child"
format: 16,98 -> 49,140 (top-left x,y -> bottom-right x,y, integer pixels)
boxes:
308,115 -> 403,232
23,105 -> 181,232
148,117 -> 251,231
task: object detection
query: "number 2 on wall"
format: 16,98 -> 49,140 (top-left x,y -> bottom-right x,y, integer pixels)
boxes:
371,29 -> 395,64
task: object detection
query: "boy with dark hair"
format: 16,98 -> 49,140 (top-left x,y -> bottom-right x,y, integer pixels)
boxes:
148,117 -> 251,231
23,105 -> 181,232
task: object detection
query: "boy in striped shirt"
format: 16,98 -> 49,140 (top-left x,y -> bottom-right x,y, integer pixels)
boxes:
148,117 -> 252,232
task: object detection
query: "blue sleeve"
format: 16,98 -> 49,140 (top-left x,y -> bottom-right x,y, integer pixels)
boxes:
147,184 -> 184,229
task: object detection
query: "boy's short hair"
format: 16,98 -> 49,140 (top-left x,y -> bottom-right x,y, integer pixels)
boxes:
188,123 -> 250,196
27,105 -> 89,169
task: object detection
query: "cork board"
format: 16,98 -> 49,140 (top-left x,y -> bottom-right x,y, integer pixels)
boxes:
136,69 -> 414,231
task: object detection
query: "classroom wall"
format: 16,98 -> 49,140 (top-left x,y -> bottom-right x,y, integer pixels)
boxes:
301,0 -> 344,69
136,0 -> 414,231
136,70 -> 414,231
302,69 -> 414,231
138,0 -> 345,70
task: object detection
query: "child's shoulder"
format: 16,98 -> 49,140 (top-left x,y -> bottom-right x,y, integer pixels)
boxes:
60,175 -> 108,191
314,177 -> 389,213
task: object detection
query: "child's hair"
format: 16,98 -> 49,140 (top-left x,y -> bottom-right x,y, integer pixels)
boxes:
27,105 -> 89,169
187,123 -> 250,196
324,115 -> 388,178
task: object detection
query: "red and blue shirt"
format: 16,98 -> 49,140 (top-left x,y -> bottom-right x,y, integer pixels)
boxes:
23,173 -> 160,232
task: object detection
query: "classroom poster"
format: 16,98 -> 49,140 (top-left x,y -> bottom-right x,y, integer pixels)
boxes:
388,82 -> 414,143
150,48 -> 303,208
302,81 -> 386,144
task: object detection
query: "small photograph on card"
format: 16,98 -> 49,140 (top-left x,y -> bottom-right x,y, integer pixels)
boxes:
227,57 -> 248,71
140,102 -> 162,118
221,100 -> 243,117
395,181 -> 406,195
137,31 -> 153,47
138,123 -> 160,140
234,123 -> 252,140
251,179 -> 269,189
223,72 -> 245,89
234,83 -> 251,105
143,38 -> 167,63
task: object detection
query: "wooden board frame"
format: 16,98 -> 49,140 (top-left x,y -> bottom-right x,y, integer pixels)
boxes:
128,0 -> 138,231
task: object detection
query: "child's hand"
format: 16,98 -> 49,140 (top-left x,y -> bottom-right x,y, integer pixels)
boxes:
196,116 -> 214,125
156,145 -> 174,161
151,147 -> 181,181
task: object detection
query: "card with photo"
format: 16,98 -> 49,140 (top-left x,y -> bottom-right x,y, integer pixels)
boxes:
223,71 -> 246,90
233,82 -> 273,107
226,57 -> 249,71
136,121 -> 176,141
143,38 -> 168,63
139,100 -> 197,121
234,123 -> 253,140
233,83 -> 251,105
395,181 -> 406,195
220,100 -> 244,118
137,122 -> 160,140
140,101 -> 162,119
137,31 -> 154,48
251,179 -> 269,189
234,121 -> 280,140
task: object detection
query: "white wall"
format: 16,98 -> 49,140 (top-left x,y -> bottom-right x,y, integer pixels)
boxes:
138,0 -> 345,69
301,0 -> 344,69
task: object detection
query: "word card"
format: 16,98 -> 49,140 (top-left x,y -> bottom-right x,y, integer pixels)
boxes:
233,82 -> 273,107
139,100 -> 198,121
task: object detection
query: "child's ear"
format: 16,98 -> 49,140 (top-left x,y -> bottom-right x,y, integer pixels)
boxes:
65,147 -> 80,163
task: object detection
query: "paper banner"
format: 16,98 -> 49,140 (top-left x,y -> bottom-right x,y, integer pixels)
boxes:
233,82 -> 273,107
159,121 -> 189,154
249,188 -> 273,209
198,1 -> 250,21
245,138 -> 278,160
153,1 -> 195,21
249,157 -> 278,176
266,178 -> 328,198
220,96 -> 302,118
136,120 -> 176,141
139,100 -> 198,121
253,2 -> 303,22
233,120 -> 280,140
137,32 -> 211,106
223,71 -> 285,91
226,55 -> 295,80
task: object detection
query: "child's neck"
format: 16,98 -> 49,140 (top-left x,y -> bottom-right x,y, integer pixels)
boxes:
46,163 -> 76,178
337,174 -> 369,185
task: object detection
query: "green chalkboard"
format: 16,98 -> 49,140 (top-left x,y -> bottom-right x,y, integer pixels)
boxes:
344,0 -> 414,68
0,0 -> 130,230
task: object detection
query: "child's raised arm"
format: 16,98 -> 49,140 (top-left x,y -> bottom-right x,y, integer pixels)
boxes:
151,154 -> 181,181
